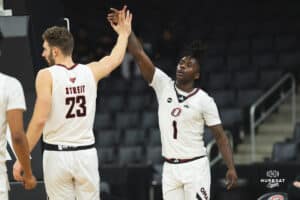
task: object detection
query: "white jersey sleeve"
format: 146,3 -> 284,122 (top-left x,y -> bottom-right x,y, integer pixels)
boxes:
0,74 -> 26,163
5,77 -> 26,111
202,96 -> 221,126
149,68 -> 172,99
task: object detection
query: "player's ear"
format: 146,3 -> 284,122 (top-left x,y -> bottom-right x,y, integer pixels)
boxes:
194,72 -> 200,80
52,47 -> 59,57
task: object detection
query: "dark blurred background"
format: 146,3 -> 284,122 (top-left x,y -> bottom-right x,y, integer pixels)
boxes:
1,0 -> 300,199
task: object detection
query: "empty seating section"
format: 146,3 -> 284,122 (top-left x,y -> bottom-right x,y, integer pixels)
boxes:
121,129 -> 146,147
141,111 -> 158,129
126,95 -> 147,112
117,146 -> 144,165
95,129 -> 120,148
146,146 -> 162,165
270,123 -> 300,162
148,128 -> 161,147
117,112 -> 139,128
227,55 -> 250,72
252,53 -> 276,69
210,90 -> 235,108
293,122 -> 300,141
66,0 -> 300,168
98,147 -> 116,164
271,142 -> 299,162
207,73 -> 231,91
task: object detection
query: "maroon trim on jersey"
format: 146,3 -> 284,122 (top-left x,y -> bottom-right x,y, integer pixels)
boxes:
185,88 -> 200,100
163,155 -> 206,164
57,63 -> 78,70
174,83 -> 200,103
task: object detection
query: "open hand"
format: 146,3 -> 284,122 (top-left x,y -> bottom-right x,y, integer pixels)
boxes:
107,6 -> 132,37
107,6 -> 124,25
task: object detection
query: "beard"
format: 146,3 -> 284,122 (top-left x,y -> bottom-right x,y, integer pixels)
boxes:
45,51 -> 55,66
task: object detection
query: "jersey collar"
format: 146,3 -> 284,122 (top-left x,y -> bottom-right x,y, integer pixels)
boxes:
174,83 -> 199,103
56,63 -> 78,70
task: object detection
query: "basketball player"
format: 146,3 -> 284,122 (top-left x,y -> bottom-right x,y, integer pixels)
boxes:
108,9 -> 238,200
0,29 -> 36,199
13,8 -> 132,200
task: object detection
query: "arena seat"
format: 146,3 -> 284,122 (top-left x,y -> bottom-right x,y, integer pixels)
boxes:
271,142 -> 298,162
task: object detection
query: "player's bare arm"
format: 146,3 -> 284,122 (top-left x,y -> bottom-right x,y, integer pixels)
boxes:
13,69 -> 52,182
209,124 -> 238,190
26,69 -> 52,152
88,7 -> 132,82
107,7 -> 155,83
7,109 -> 37,190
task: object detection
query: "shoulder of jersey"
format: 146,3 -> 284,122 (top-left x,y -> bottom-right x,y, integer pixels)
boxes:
196,88 -> 208,97
0,73 -> 19,84
194,88 -> 213,103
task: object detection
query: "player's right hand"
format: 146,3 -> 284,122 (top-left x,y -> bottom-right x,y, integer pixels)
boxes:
225,168 -> 238,190
23,174 -> 37,190
108,6 -> 132,37
13,160 -> 23,182
107,6 -> 123,25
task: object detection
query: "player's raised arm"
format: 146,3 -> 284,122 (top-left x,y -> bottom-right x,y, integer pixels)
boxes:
88,7 -> 132,82
209,124 -> 238,190
107,7 -> 155,83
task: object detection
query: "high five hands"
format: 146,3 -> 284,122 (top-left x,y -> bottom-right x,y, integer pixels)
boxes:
108,5 -> 132,37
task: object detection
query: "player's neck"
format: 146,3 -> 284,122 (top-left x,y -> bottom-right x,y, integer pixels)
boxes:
175,81 -> 195,93
55,56 -> 74,68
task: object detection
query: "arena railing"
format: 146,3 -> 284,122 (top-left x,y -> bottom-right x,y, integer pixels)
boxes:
250,73 -> 296,162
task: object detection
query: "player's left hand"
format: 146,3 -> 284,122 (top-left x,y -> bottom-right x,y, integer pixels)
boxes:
225,168 -> 238,190
108,6 -> 132,37
13,160 -> 24,182
107,6 -> 124,25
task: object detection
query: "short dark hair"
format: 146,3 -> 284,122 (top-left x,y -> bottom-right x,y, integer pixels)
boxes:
42,26 -> 74,56
182,40 -> 207,67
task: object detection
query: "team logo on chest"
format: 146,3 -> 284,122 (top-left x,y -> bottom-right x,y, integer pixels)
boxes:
69,77 -> 76,83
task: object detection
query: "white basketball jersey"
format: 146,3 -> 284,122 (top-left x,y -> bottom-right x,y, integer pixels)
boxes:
43,64 -> 96,146
150,68 -> 221,159
0,73 -> 26,164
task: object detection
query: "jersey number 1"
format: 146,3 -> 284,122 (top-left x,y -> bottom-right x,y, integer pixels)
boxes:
172,120 -> 177,139
171,107 -> 181,139
65,95 -> 86,118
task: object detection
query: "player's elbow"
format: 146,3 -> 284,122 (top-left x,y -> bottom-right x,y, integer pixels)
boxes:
11,130 -> 26,145
216,135 -> 229,146
35,118 -> 47,128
